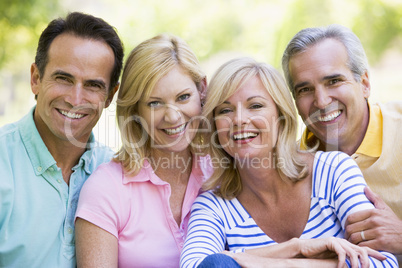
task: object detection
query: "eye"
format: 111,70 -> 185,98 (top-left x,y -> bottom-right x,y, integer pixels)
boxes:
87,82 -> 103,89
55,76 -> 71,84
148,101 -> 162,108
328,78 -> 340,85
217,107 -> 232,115
249,103 -> 263,109
296,87 -> 311,96
177,93 -> 190,102
85,83 -> 106,93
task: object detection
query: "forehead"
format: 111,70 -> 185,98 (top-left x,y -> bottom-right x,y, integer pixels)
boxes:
228,75 -> 272,102
146,65 -> 196,97
46,33 -> 115,83
289,39 -> 350,80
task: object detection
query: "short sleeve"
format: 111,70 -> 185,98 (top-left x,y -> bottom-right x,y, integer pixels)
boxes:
75,161 -> 126,238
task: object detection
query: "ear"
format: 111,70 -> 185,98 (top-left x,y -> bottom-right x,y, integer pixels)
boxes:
360,71 -> 371,99
31,63 -> 41,96
105,82 -> 119,108
198,77 -> 207,104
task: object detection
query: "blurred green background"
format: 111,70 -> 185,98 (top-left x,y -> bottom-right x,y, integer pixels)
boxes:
1,0 -> 401,150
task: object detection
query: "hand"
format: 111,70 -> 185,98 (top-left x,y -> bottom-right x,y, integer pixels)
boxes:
345,187 -> 402,254
298,237 -> 385,268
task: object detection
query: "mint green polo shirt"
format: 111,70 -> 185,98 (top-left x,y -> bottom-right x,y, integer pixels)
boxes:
0,107 -> 114,268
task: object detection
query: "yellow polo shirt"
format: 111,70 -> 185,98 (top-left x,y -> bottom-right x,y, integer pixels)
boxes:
300,101 -> 402,219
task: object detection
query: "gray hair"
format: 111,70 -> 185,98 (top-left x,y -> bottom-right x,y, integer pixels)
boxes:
282,24 -> 369,96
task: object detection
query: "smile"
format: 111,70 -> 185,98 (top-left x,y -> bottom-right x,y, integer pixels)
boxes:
59,109 -> 85,119
163,123 -> 187,135
233,132 -> 258,140
317,111 -> 341,122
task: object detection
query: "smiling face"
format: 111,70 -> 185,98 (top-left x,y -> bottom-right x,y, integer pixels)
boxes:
214,75 -> 279,161
137,65 -> 202,153
31,33 -> 116,146
289,38 -> 370,153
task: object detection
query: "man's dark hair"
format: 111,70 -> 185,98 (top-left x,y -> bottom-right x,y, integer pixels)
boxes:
35,12 -> 124,91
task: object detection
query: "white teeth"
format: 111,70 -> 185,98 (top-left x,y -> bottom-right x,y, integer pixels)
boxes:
317,111 -> 341,122
233,132 -> 258,140
60,110 -> 85,119
164,124 -> 186,135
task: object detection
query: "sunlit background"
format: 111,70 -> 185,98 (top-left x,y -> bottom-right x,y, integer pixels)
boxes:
1,0 -> 401,150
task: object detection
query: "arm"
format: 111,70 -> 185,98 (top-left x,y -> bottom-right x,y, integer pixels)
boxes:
345,186 -> 402,254
244,237 -> 384,262
180,192 -> 228,268
74,164 -> 126,268
75,218 -> 118,268
329,153 -> 398,267
238,237 -> 385,268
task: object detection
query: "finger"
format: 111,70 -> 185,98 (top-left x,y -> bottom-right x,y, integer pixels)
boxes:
345,223 -> 368,242
336,249 -> 346,268
345,209 -> 372,227
363,246 -> 386,261
364,187 -> 385,210
347,249 -> 359,268
348,228 -> 374,245
356,248 -> 370,268
364,187 -> 394,213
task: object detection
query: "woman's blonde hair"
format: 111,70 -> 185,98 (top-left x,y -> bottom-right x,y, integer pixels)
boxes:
114,34 -> 206,175
202,57 -> 308,199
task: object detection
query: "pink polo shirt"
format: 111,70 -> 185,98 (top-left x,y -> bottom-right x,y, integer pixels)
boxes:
75,154 -> 213,268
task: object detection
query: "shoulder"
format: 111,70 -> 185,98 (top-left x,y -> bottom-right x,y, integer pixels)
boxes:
83,160 -> 124,190
312,151 -> 361,183
193,190 -> 235,213
314,151 -> 352,167
194,190 -> 223,206
378,101 -> 402,120
90,160 -> 123,179
0,122 -> 20,155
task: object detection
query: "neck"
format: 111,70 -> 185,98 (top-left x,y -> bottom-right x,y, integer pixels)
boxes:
149,149 -> 193,184
236,156 -> 286,196
33,114 -> 89,185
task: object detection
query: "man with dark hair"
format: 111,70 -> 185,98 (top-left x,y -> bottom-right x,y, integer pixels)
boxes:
282,24 -> 402,263
0,12 -> 124,267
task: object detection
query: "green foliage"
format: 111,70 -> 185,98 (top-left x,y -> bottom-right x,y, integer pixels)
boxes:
0,0 -> 60,69
353,0 -> 402,62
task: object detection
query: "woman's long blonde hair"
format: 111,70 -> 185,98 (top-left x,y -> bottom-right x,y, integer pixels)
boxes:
202,57 -> 309,199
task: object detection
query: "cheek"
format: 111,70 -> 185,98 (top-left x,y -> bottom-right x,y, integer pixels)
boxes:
296,99 -> 310,119
188,101 -> 202,117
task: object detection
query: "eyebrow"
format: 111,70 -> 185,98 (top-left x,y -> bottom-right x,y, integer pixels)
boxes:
323,74 -> 344,81
52,70 -> 107,90
293,73 -> 345,90
222,95 -> 267,104
51,70 -> 74,79
148,88 -> 192,100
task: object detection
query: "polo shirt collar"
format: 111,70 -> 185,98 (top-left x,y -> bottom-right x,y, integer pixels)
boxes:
300,101 -> 382,158
122,154 -> 208,186
19,106 -> 98,176
122,159 -> 156,184
19,107 -> 56,176
355,102 -> 382,157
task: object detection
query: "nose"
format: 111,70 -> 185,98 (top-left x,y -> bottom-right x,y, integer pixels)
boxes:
164,104 -> 181,123
66,84 -> 84,107
313,86 -> 332,109
233,103 -> 249,126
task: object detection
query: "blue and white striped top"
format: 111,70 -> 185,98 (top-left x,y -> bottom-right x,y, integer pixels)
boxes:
180,151 -> 398,268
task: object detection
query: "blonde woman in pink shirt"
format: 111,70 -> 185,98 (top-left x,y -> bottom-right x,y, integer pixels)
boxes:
74,34 -> 213,267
